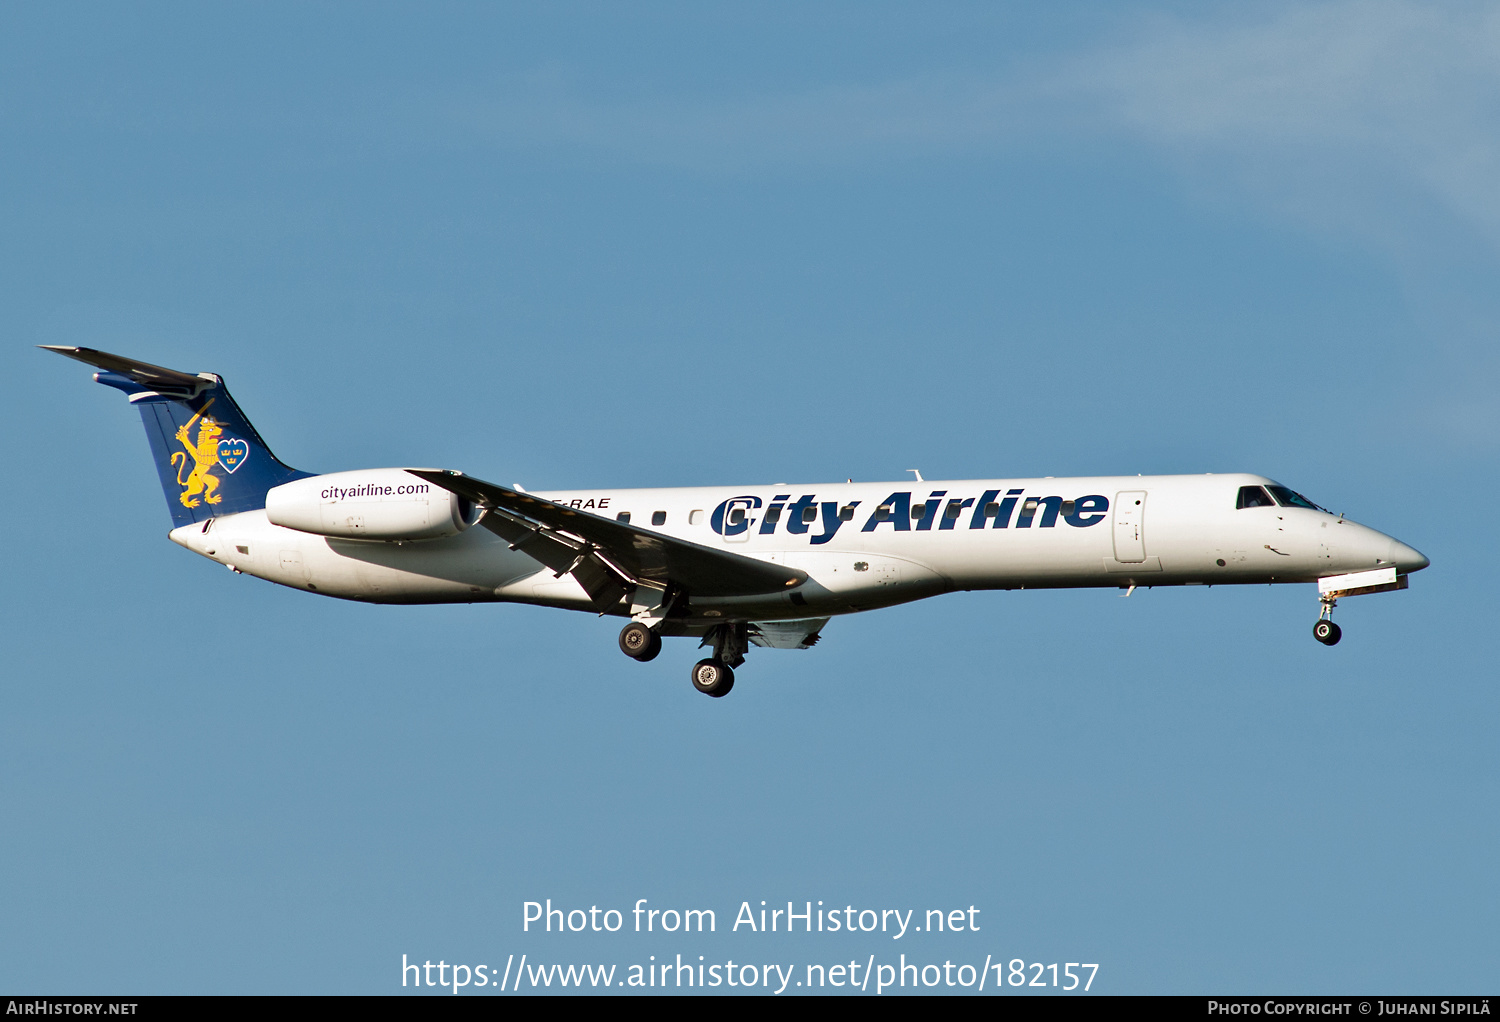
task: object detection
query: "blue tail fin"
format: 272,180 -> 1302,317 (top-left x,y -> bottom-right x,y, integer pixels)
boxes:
43,346 -> 312,527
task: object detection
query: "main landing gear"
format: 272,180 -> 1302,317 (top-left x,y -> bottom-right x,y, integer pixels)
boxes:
691,622 -> 746,698
1313,595 -> 1342,646
618,621 -> 662,662
691,658 -> 734,698
617,620 -> 747,697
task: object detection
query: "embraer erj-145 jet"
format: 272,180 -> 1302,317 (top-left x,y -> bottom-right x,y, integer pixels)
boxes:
46,346 -> 1429,698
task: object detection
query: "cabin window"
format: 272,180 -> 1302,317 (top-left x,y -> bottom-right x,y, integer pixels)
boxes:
689,510 -> 703,525
652,510 -> 667,526
801,505 -> 818,524
764,507 -> 781,524
727,508 -> 744,526
875,505 -> 892,521
839,505 -> 856,521
1236,485 -> 1276,509
911,503 -> 926,519
1022,499 -> 1039,512
1060,500 -> 1076,517
617,512 -> 631,523
944,502 -> 961,519
984,502 -> 999,516
1267,485 -> 1324,511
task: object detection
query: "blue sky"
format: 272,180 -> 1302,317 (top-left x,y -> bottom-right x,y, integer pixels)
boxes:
2,1 -> 1495,994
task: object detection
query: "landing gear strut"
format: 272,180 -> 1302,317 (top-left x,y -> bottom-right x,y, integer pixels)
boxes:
691,622 -> 748,697
618,621 -> 662,662
1313,595 -> 1342,646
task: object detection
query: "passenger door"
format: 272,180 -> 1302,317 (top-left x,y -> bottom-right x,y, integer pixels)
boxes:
1112,491 -> 1147,563
721,497 -> 757,543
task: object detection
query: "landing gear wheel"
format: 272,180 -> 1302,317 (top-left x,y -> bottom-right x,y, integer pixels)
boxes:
1313,620 -> 1342,646
619,622 -> 661,662
691,658 -> 735,697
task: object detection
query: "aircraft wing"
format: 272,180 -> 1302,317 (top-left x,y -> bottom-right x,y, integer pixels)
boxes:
406,469 -> 807,610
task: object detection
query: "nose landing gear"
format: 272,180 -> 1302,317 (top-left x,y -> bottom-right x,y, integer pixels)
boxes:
1313,595 -> 1342,646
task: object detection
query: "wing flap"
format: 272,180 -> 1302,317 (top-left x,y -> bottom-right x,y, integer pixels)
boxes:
749,618 -> 829,649
478,507 -> 630,611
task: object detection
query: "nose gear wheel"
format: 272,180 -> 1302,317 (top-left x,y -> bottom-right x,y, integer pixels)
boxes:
1313,594 -> 1341,645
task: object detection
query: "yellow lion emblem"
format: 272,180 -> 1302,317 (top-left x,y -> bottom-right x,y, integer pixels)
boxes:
170,399 -> 224,509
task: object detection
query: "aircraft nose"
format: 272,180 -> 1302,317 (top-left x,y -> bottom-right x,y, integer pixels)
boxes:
1388,537 -> 1430,573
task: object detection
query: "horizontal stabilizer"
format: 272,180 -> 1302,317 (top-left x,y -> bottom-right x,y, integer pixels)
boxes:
39,345 -> 211,396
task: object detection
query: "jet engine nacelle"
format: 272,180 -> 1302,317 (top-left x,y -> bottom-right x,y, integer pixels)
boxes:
265,468 -> 481,541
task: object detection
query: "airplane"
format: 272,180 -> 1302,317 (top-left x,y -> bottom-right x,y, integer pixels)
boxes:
43,346 -> 1430,698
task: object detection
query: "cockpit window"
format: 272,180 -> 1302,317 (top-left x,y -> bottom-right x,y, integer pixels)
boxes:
1236,485 -> 1276,509
1267,485 -> 1325,511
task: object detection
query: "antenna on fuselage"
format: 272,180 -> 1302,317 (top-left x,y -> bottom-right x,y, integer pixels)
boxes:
907,469 -> 924,482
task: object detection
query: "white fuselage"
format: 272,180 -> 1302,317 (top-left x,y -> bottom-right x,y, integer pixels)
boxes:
168,472 -> 1427,631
